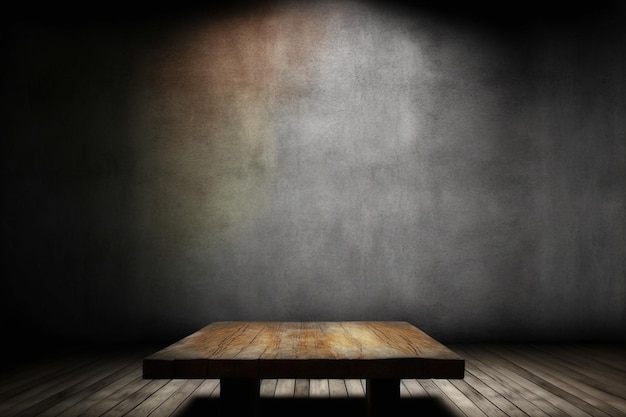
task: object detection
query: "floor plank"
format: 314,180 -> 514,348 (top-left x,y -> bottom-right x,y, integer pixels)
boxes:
124,379 -> 186,417
147,379 -> 203,417
309,378 -> 330,398
0,354 -> 111,415
432,378 -> 489,417
575,344 -> 626,371
401,378 -> 428,397
1,344 -> 624,417
73,375 -> 153,417
456,350 -> 554,417
448,349 -> 531,417
294,378 -> 309,398
193,379 -> 220,398
346,379 -> 366,398
260,379 -> 278,398
448,377 -> 510,417
527,345 -> 626,399
45,366 -> 143,417
0,351 -> 105,400
274,378 -> 296,398
328,379 -> 348,398
472,345 -> 617,417
486,345 -> 626,417
464,347 -> 592,417
3,353 -> 137,417
99,379 -> 170,417
419,379 -> 468,416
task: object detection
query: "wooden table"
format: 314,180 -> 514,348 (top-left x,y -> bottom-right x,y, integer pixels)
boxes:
143,321 -> 464,415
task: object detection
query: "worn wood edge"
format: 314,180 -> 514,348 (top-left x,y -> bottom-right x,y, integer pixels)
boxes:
173,359 -> 208,379
143,359 -> 173,379
259,358 -> 425,379
144,357 -> 464,379
258,357 -> 464,379
207,359 -> 259,378
143,321 -> 466,380
424,358 -> 465,379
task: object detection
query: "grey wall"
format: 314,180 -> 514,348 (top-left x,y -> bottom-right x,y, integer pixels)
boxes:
2,1 -> 625,347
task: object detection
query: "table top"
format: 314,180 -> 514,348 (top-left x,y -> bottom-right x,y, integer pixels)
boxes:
143,321 -> 464,379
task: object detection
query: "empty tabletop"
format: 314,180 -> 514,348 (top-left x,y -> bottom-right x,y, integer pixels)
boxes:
143,321 -> 464,380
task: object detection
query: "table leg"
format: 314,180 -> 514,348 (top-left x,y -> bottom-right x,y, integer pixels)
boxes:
366,378 -> 400,416
220,378 -> 260,416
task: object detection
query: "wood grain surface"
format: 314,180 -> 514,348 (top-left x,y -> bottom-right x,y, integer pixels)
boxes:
143,322 -> 464,380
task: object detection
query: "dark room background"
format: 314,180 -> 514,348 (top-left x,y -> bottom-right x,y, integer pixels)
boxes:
1,0 -> 625,353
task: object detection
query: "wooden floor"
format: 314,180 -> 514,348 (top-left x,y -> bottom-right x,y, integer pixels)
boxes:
0,344 -> 624,416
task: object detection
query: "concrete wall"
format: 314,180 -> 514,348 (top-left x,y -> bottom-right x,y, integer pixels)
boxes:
2,1 -> 624,345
